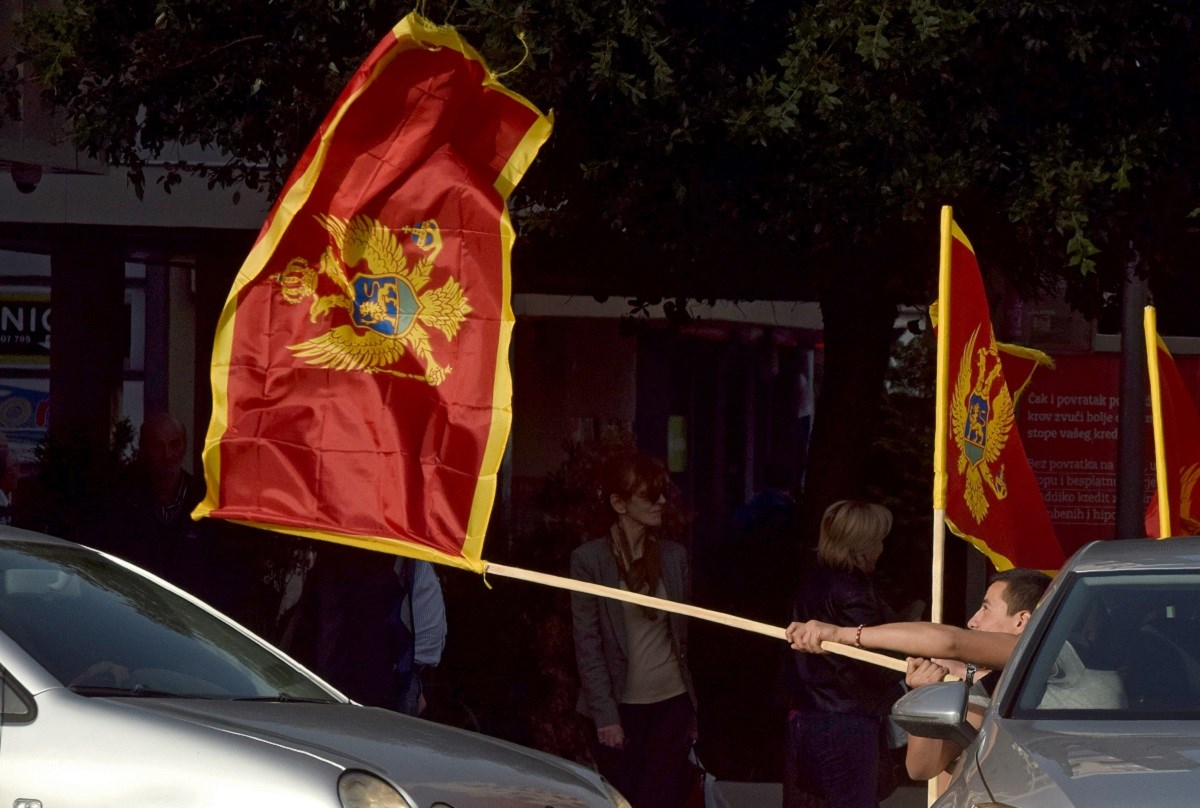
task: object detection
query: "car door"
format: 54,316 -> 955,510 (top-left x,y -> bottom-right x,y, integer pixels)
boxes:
0,666 -> 39,806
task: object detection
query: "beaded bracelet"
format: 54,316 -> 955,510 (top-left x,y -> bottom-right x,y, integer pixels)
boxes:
854,624 -> 864,648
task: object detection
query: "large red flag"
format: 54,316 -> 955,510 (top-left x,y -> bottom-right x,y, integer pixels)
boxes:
193,14 -> 552,573
1144,328 -> 1200,537
934,212 -> 1066,572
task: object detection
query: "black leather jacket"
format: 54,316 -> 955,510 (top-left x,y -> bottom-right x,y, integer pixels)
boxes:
786,563 -> 903,717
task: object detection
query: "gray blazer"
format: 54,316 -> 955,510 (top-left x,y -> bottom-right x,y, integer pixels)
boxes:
569,536 -> 695,728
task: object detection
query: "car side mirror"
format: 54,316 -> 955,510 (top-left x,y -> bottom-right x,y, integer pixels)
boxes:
891,682 -> 978,749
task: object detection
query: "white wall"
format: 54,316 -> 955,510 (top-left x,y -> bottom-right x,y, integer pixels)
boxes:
0,167 -> 268,230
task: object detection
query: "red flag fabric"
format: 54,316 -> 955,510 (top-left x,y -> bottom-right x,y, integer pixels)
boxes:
938,218 -> 1067,572
1144,337 -> 1200,537
193,14 -> 552,572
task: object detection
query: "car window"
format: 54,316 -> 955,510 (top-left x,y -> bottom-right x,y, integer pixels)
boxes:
0,540 -> 336,701
1012,572 -> 1200,719
1,669 -> 34,722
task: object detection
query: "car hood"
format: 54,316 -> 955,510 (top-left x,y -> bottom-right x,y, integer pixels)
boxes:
976,720 -> 1200,807
110,697 -> 611,807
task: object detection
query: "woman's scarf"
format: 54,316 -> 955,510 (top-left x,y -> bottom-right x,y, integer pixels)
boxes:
611,523 -> 664,620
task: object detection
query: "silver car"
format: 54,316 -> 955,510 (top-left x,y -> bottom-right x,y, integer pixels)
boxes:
893,537 -> 1200,807
0,527 -> 630,808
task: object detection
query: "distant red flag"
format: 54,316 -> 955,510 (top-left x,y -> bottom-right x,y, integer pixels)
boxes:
933,211 -> 1066,572
193,14 -> 552,572
1144,327 -> 1200,538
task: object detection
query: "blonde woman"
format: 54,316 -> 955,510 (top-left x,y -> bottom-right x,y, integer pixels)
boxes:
783,500 -> 902,808
570,451 -> 695,808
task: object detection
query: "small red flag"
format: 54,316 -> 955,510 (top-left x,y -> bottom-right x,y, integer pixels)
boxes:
193,14 -> 552,572
1144,336 -> 1200,537
936,215 -> 1066,572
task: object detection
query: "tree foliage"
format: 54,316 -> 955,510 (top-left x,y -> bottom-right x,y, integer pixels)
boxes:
4,0 -> 1198,548
12,0 -> 403,198
6,0 -> 1196,301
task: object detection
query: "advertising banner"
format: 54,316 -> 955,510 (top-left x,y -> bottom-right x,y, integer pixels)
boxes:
1018,351 -> 1200,552
0,291 -> 51,365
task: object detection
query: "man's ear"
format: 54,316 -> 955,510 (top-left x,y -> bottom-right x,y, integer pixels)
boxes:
1013,609 -> 1032,629
610,493 -> 627,515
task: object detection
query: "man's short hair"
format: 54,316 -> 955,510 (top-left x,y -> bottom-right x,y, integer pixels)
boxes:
990,568 -> 1052,615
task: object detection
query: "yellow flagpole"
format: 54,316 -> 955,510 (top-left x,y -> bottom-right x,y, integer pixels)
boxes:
1144,306 -> 1171,539
931,206 -> 953,625
928,206 -> 955,808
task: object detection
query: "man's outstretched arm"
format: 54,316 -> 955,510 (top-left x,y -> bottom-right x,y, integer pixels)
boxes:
786,620 -> 1017,672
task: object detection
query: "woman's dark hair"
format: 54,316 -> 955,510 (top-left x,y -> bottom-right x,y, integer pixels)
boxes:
599,450 -> 668,508
600,450 -> 670,617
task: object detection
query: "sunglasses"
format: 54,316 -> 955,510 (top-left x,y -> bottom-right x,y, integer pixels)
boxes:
632,484 -> 665,502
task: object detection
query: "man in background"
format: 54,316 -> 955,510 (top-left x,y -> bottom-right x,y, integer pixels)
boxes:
284,544 -> 446,716
103,413 -> 207,587
393,556 -> 447,715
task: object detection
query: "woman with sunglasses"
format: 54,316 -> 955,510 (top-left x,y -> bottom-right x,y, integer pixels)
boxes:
570,450 -> 696,808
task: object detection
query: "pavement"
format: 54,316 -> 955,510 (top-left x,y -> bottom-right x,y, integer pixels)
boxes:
714,781 -> 927,807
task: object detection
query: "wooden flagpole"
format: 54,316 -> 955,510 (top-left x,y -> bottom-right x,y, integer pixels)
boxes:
484,561 -> 907,673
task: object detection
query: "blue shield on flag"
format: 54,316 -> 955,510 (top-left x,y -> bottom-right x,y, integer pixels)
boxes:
964,393 -> 988,465
352,274 -> 419,337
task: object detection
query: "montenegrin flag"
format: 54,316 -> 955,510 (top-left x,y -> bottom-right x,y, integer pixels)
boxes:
1144,308 -> 1200,538
193,13 -> 552,572
933,207 -> 1066,572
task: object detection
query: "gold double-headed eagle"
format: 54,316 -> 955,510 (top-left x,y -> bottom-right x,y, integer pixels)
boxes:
272,215 -> 471,386
951,325 -> 1014,523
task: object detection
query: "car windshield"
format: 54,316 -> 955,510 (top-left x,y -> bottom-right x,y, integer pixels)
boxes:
0,540 -> 336,701
1012,571 -> 1200,719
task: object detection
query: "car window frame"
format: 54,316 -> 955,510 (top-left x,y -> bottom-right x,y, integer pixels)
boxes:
1001,569 -> 1200,721
0,664 -> 36,724
992,562 -> 1075,721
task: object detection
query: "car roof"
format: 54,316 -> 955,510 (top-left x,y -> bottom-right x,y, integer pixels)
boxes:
1066,536 -> 1200,574
0,526 -> 78,546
